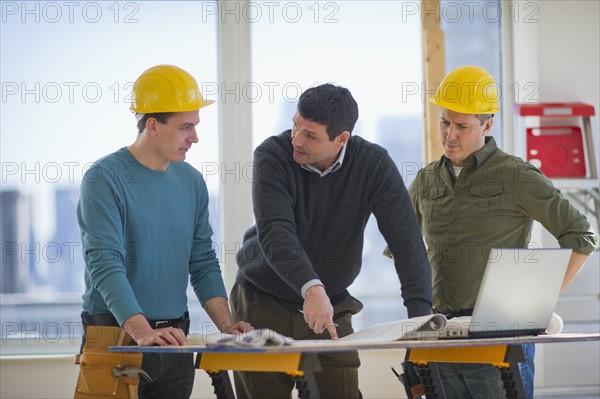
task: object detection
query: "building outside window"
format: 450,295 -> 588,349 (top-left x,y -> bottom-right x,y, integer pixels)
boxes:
1,1 -> 219,346
1,0 -> 502,347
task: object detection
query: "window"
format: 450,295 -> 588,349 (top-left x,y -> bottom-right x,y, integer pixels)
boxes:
442,0 -> 503,141
1,1 -> 219,344
1,1 -> 505,346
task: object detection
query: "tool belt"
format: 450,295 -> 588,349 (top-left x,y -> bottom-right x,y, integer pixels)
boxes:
74,325 -> 143,399
73,312 -> 189,399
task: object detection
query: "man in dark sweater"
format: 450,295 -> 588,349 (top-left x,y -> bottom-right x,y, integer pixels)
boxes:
230,83 -> 432,398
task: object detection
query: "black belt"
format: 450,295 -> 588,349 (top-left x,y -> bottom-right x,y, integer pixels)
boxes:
442,308 -> 474,319
81,311 -> 190,332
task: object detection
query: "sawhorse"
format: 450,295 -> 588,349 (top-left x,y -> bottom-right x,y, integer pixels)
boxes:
195,352 -> 323,399
404,344 -> 527,399
110,333 -> 600,398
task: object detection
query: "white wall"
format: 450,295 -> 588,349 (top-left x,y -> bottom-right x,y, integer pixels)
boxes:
510,1 -> 600,395
511,0 -> 600,170
0,354 -> 221,399
536,1 -> 600,122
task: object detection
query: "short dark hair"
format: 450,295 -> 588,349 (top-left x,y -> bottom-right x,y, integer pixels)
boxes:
136,112 -> 176,133
474,114 -> 493,125
297,84 -> 359,141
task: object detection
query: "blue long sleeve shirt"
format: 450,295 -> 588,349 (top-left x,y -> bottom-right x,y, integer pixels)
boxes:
77,147 -> 226,325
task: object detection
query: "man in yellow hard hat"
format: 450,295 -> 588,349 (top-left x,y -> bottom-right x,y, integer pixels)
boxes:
407,65 -> 598,398
75,65 -> 253,399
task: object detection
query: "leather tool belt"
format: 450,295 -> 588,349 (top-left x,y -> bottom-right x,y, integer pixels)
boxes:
74,325 -> 143,399
73,312 -> 189,399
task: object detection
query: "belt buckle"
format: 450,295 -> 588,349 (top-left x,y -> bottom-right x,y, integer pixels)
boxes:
154,320 -> 170,329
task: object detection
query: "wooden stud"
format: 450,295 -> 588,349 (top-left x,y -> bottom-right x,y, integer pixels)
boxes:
421,0 -> 445,164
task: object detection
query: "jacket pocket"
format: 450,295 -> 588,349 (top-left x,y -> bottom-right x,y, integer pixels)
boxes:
469,185 -> 504,220
421,186 -> 446,223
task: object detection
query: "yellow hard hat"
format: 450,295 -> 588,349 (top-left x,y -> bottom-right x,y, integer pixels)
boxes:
130,64 -> 214,113
429,65 -> 500,114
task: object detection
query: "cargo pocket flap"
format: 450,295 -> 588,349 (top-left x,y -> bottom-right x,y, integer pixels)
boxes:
470,185 -> 503,198
425,186 -> 446,199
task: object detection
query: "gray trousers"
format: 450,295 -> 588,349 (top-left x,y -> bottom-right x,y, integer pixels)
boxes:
230,283 -> 364,399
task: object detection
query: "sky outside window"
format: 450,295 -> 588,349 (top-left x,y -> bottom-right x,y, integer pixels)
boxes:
1,1 -> 219,296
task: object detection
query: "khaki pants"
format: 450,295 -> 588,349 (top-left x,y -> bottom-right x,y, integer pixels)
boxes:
230,283 -> 364,399
74,326 -> 143,399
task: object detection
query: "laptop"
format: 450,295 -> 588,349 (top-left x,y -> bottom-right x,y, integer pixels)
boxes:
405,248 -> 572,340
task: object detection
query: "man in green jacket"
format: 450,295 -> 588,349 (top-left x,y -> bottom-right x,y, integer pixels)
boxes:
409,65 -> 598,398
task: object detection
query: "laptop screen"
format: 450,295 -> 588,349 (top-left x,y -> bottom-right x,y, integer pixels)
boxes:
468,248 -> 571,338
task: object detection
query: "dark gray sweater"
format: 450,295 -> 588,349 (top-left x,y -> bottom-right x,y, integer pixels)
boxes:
236,131 -> 432,317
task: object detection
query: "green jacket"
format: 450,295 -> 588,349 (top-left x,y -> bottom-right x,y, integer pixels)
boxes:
408,137 -> 598,313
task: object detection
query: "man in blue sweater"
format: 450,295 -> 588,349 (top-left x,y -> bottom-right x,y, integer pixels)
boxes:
76,65 -> 252,399
230,83 -> 433,398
